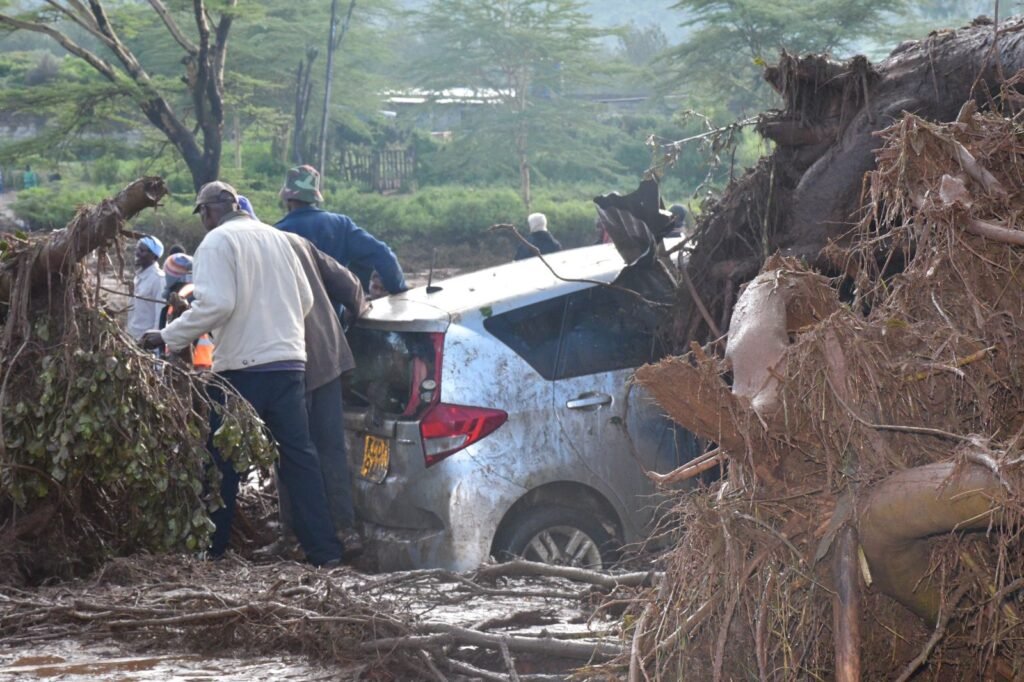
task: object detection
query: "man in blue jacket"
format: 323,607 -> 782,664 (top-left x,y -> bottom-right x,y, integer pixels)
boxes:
275,165 -> 408,295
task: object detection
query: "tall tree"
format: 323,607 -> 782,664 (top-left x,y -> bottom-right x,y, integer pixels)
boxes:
317,0 -> 357,176
0,0 -> 236,191
664,0 -> 909,115
413,0 -> 607,208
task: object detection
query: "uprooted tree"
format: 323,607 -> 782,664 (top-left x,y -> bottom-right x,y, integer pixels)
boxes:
0,179 -> 274,582
613,15 -> 1024,681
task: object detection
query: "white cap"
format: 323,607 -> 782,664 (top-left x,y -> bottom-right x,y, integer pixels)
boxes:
528,212 -> 547,233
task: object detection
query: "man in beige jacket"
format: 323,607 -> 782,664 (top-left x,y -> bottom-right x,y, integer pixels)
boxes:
141,181 -> 342,567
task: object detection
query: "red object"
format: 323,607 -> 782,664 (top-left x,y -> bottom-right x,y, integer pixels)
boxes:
401,332 -> 445,418
420,403 -> 508,467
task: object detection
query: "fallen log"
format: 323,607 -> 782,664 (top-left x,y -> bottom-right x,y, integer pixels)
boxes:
0,177 -> 168,307
476,559 -> 660,589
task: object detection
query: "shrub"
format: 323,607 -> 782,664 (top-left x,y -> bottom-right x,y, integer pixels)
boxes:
12,184 -> 111,231
13,182 -> 607,271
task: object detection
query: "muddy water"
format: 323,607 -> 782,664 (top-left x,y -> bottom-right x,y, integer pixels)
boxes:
0,571 -> 601,681
0,640 -> 353,680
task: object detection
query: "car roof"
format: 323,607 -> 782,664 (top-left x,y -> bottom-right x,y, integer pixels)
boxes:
365,243 -> 629,326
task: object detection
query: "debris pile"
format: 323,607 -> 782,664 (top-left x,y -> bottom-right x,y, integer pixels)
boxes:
0,179 -> 275,582
0,555 -> 641,679
624,85 -> 1024,678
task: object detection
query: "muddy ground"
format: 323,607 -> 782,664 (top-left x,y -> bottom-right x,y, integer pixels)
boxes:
0,551 -> 632,681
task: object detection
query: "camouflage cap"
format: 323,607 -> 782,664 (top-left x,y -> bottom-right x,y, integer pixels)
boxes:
193,180 -> 240,214
279,165 -> 324,204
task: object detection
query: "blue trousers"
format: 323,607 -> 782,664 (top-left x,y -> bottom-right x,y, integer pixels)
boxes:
208,370 -> 342,566
280,376 -> 355,531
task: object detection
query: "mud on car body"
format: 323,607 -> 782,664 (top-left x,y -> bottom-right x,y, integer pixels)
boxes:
342,242 -> 701,571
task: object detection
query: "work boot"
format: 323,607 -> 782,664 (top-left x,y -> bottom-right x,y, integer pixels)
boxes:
338,527 -> 364,561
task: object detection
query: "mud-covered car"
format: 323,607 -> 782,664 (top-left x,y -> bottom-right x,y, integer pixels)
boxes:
343,243 -> 700,571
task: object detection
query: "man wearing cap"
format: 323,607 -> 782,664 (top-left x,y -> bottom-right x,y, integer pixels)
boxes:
127,235 -> 165,341
275,165 -> 408,295
140,181 -> 343,567
514,212 -> 562,261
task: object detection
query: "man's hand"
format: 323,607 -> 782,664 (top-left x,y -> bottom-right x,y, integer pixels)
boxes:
140,331 -> 164,350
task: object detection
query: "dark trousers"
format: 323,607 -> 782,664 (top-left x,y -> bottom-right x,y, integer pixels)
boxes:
208,370 -> 342,566
280,375 -> 354,532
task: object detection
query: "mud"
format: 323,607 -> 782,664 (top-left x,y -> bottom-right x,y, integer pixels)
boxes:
0,640 -> 347,680
0,554 -> 613,681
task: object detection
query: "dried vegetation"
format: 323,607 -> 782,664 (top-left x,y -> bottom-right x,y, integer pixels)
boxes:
622,69 -> 1024,682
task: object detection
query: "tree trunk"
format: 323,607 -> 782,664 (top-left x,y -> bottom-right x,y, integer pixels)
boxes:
293,50 -> 317,165
318,0 -> 356,177
0,177 -> 169,307
318,0 -> 341,175
516,122 -> 531,209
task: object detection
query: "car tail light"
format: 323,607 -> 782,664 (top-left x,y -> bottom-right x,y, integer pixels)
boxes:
420,403 -> 508,467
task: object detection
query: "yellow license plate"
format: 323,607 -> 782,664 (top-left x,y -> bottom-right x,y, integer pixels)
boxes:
360,434 -> 390,484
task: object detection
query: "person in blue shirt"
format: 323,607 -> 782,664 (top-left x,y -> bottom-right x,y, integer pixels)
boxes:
275,165 -> 408,295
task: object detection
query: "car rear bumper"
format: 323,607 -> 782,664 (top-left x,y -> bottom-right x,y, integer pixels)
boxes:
352,461 -> 521,572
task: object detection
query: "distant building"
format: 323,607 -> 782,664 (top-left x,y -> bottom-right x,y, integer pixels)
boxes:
381,88 -> 514,134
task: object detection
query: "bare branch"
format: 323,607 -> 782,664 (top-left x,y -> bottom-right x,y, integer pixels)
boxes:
0,13 -> 118,82
193,0 -> 211,52
147,0 -> 198,55
86,0 -> 147,80
43,0 -> 112,47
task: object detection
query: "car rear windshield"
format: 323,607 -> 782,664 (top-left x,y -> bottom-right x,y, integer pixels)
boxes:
344,327 -> 438,416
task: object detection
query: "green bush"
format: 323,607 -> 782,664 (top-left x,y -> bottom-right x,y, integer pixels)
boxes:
13,181 -> 606,271
12,184 -> 111,231
88,155 -> 124,186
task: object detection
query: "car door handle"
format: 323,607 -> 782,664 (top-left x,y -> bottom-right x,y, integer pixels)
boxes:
566,393 -> 612,410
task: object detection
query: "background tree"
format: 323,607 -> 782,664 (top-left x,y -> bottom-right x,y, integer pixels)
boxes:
663,0 -> 910,115
412,0 -> 608,208
318,0 -> 357,175
0,0 -> 238,191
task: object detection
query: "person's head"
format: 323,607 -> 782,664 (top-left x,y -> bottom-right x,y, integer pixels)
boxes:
165,243 -> 186,260
164,252 -> 193,283
135,234 -> 164,268
528,212 -> 548,233
279,165 -> 324,211
193,181 -> 240,230
669,204 -> 690,228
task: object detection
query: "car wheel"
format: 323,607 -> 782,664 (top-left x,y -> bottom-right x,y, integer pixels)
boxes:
494,505 -> 616,569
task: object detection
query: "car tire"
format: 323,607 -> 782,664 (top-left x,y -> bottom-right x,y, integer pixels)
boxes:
493,505 -> 617,569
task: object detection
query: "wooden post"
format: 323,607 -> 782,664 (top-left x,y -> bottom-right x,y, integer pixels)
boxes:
833,525 -> 861,682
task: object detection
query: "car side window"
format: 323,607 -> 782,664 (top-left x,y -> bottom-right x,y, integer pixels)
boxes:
555,286 -> 664,379
483,296 -> 567,380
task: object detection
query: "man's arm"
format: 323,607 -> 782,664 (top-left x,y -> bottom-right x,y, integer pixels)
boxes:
307,242 -> 369,320
340,215 -> 408,294
160,243 -> 237,351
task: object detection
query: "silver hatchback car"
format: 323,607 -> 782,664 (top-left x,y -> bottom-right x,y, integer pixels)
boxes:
343,243 -> 700,571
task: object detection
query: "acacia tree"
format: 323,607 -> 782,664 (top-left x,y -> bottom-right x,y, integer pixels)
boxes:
0,0 -> 236,190
664,0 -> 909,114
413,0 -> 606,208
